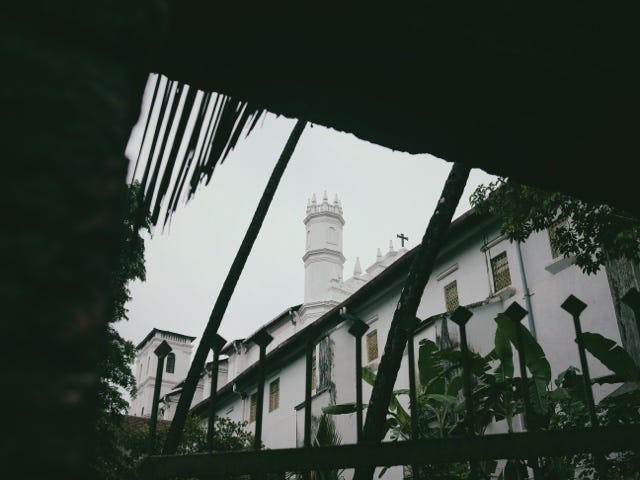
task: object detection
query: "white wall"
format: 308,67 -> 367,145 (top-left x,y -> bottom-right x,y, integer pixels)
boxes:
206,216 -> 625,480
131,333 -> 194,417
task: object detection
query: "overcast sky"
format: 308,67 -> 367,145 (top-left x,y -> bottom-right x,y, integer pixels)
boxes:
116,77 -> 497,355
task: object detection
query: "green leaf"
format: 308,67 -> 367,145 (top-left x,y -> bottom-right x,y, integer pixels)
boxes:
495,313 -> 551,413
322,403 -> 361,415
548,388 -> 571,402
554,366 -> 580,388
592,374 -> 624,384
494,324 -> 514,381
313,415 -> 342,447
554,367 -> 585,401
418,339 -> 439,387
581,332 -> 640,381
425,393 -> 458,405
528,377 -> 549,415
447,375 -> 463,397
425,377 -> 446,395
362,365 -> 377,386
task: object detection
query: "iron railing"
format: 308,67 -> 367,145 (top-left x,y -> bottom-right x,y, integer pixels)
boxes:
141,289 -> 640,479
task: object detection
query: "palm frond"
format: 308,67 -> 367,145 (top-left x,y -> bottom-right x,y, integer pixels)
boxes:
133,74 -> 266,227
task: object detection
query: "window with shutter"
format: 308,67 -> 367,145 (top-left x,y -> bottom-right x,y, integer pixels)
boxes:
269,378 -> 280,412
366,330 -> 378,363
444,280 -> 459,312
491,252 -> 512,292
249,393 -> 257,423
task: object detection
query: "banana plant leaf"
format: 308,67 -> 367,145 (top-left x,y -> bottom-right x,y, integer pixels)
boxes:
494,323 -> 514,381
581,332 -> 640,381
322,403 -> 362,415
495,313 -> 551,414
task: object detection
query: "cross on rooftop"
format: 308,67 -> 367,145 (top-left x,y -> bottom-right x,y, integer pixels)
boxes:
397,233 -> 408,247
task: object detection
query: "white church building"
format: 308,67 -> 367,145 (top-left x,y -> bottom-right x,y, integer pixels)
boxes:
131,192 -> 626,461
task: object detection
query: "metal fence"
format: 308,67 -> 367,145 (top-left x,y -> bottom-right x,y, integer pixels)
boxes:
141,289 -> 640,479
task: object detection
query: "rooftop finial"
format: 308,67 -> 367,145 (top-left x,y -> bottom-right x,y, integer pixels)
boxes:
312,193 -> 317,204
323,190 -> 329,203
334,193 -> 339,205
389,240 -> 395,252
376,248 -> 382,261
354,257 -> 362,276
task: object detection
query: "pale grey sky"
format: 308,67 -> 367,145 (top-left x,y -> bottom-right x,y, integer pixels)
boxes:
117,76 -> 497,354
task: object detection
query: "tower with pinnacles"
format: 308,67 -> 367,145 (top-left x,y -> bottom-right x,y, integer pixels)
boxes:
299,191 -> 346,323
297,191 -> 409,324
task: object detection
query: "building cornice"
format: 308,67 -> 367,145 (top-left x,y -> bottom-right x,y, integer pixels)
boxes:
304,210 -> 345,226
302,248 -> 346,263
136,328 -> 196,351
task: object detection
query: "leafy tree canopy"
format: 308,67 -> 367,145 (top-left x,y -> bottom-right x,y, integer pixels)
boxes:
95,414 -> 254,480
470,178 -> 640,274
93,182 -> 150,478
99,181 -> 150,415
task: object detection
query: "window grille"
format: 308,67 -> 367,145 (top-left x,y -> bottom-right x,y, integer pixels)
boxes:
444,280 -> 459,311
548,218 -> 569,259
491,251 -> 511,292
366,330 -> 378,363
166,352 -> 175,374
249,393 -> 257,423
269,378 -> 280,412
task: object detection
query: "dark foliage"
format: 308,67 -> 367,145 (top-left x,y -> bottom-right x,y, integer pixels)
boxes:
471,178 -> 640,274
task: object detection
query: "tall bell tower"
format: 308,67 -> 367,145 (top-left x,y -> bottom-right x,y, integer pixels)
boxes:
299,191 -> 345,323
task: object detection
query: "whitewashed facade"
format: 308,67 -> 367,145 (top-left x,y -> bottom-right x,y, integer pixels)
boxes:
135,194 -> 625,473
131,329 -> 196,417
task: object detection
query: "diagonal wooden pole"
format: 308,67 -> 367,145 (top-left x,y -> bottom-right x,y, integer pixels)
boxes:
353,162 -> 470,480
163,119 -> 307,454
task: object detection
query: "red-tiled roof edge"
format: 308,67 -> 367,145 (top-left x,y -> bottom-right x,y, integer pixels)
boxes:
123,414 -> 172,429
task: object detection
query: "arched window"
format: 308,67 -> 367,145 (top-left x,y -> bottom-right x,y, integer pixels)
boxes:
166,353 -> 175,374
